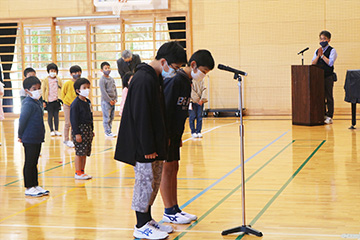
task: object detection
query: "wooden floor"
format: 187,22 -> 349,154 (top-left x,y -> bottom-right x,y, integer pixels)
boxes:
1,116 -> 360,240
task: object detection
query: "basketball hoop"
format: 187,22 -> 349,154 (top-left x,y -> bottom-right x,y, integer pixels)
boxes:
94,0 -> 159,14
111,0 -> 127,16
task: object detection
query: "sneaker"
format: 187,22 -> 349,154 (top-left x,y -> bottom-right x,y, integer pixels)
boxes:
191,133 -> 198,138
197,133 -> 203,138
180,211 -> 197,221
55,131 -> 62,136
324,117 -> 333,124
162,212 -> 191,224
64,141 -> 75,148
133,222 -> 169,239
35,186 -> 50,195
25,187 -> 44,197
74,173 -> 92,180
50,131 -> 56,136
149,219 -> 174,234
105,133 -> 117,137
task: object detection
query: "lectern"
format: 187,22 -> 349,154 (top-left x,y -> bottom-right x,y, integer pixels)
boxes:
291,65 -> 324,126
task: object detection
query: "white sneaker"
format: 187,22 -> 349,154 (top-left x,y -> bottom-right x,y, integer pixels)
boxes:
180,211 -> 197,221
55,131 -> 62,136
191,133 -> 198,138
105,133 -> 117,137
149,219 -> 174,234
324,117 -> 333,124
162,212 -> 191,224
133,222 -> 169,239
25,187 -> 44,197
64,141 -> 75,148
50,131 -> 56,136
74,173 -> 92,180
197,133 -> 203,138
35,186 -> 50,195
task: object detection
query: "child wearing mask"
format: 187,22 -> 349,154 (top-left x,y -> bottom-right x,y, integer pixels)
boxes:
161,50 -> 215,224
70,78 -> 94,180
99,62 -> 117,137
18,76 -> 49,197
42,63 -> 62,136
62,65 -> 82,148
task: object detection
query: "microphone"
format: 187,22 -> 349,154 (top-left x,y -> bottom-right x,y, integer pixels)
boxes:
297,47 -> 309,55
218,64 -> 248,76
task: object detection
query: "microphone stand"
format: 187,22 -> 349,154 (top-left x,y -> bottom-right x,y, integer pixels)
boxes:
221,73 -> 263,238
301,52 -> 304,65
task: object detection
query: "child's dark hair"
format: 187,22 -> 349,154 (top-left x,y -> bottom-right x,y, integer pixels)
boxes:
74,78 -> 90,95
23,67 -> 36,78
122,72 -> 134,89
47,63 -> 58,73
189,50 -> 215,70
319,30 -> 331,39
155,41 -> 187,65
69,65 -> 82,74
101,61 -> 110,69
23,76 -> 41,90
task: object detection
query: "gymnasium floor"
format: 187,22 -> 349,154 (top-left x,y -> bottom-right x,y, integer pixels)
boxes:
0,116 -> 360,239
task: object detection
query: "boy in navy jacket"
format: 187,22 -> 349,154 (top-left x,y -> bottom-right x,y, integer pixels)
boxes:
160,50 -> 215,224
18,76 -> 48,197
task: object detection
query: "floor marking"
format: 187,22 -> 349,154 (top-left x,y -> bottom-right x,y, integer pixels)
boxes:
173,140 -> 295,239
180,130 -> 290,210
235,140 -> 326,240
0,168 -> 120,223
182,121 -> 239,143
2,147 -> 113,187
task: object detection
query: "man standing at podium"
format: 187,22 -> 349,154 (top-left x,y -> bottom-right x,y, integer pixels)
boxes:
311,30 -> 338,124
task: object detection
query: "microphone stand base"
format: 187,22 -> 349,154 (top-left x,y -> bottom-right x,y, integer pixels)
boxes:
221,225 -> 263,237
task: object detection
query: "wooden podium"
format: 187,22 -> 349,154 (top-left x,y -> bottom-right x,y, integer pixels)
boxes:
291,65 -> 324,126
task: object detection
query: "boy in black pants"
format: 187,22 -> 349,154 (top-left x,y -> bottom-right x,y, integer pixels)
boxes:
114,41 -> 187,240
161,50 -> 215,224
18,76 -> 49,197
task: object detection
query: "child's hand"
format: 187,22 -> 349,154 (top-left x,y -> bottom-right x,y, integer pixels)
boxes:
43,102 -> 47,108
199,100 -> 203,106
76,134 -> 82,143
145,152 -> 158,159
18,138 -> 22,143
110,100 -> 115,106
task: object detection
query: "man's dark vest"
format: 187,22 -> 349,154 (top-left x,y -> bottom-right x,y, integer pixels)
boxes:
316,46 -> 334,78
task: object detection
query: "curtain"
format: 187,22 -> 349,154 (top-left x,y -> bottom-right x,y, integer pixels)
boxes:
0,23 -> 18,113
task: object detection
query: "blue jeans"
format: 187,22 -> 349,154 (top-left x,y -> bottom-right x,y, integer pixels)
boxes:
101,101 -> 115,134
189,103 -> 203,134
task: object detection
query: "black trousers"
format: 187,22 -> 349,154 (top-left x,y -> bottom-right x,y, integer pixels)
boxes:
47,101 -> 60,131
23,143 -> 42,188
324,75 -> 334,118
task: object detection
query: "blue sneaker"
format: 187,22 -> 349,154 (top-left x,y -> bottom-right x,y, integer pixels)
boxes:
35,186 -> 50,195
25,187 -> 44,197
133,222 -> 168,239
162,212 -> 191,224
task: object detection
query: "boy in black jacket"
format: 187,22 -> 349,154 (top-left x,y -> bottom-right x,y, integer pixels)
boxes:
114,41 -> 187,240
18,76 -> 48,197
160,50 -> 215,224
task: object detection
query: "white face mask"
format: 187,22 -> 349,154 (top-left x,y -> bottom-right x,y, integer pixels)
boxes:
161,61 -> 176,79
30,89 -> 42,100
49,72 -> 57,78
191,67 -> 206,81
79,89 -> 90,98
